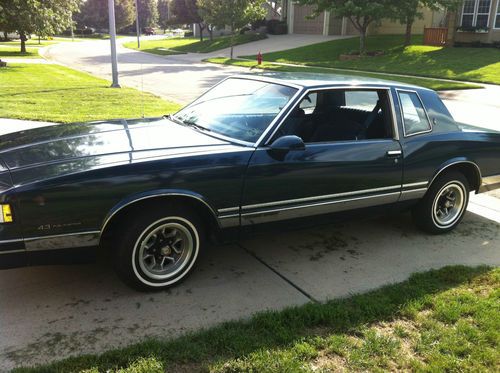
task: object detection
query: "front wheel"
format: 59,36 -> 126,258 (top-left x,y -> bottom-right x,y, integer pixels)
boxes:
114,207 -> 203,290
412,171 -> 469,234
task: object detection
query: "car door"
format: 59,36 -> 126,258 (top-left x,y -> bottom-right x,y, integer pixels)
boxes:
240,87 -> 403,226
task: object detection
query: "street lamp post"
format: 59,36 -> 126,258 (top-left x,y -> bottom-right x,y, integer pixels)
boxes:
108,0 -> 120,88
135,0 -> 141,48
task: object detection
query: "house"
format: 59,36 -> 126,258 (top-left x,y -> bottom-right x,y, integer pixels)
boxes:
452,0 -> 500,43
283,1 -> 446,36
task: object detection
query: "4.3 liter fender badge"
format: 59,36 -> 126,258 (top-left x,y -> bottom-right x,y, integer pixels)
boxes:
37,222 -> 83,231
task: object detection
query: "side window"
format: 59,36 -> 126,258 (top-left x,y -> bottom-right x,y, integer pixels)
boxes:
344,91 -> 379,111
398,91 -> 431,136
274,89 -> 393,143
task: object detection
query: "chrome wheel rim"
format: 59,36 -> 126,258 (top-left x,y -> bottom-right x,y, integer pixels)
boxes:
432,182 -> 465,228
137,222 -> 194,280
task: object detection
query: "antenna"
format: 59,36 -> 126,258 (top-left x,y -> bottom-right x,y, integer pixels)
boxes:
141,63 -> 145,118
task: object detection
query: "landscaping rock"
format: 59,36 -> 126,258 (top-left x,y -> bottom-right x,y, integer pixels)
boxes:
339,54 -> 361,61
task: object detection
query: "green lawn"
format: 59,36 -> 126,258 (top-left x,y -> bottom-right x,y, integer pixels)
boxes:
243,35 -> 500,85
0,37 -> 86,58
0,64 -> 180,123
0,46 -> 40,58
206,57 -> 480,91
0,40 -> 57,48
14,266 -> 499,372
123,34 -> 267,55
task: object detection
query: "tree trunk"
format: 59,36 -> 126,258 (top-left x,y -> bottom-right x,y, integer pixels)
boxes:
230,32 -> 236,59
198,23 -> 204,42
404,20 -> 413,46
208,26 -> 213,41
20,32 -> 27,53
359,29 -> 367,55
38,35 -> 41,44
3,31 -> 8,41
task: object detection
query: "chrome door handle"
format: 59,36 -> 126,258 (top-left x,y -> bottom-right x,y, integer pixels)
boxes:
387,150 -> 402,157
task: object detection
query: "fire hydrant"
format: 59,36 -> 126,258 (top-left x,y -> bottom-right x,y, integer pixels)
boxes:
257,51 -> 263,65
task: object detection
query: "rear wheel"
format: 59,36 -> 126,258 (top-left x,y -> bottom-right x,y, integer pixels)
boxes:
412,171 -> 469,234
114,206 -> 204,290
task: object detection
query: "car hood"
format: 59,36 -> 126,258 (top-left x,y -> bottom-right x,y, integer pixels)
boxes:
0,117 -> 238,172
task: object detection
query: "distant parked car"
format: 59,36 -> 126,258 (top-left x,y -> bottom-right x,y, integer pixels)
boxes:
1,74 -> 499,290
143,27 -> 155,36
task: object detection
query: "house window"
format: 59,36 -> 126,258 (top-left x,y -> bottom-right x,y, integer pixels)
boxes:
495,0 -> 500,28
461,0 -> 492,28
462,0 -> 476,26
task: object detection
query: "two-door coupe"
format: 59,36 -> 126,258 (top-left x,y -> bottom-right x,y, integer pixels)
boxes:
1,73 -> 499,290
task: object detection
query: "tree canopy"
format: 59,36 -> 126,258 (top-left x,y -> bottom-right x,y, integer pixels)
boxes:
298,0 -> 393,54
169,0 -> 207,40
75,0 -> 135,32
0,0 -> 81,51
135,0 -> 159,29
389,0 -> 461,45
157,0 -> 170,32
198,0 -> 266,57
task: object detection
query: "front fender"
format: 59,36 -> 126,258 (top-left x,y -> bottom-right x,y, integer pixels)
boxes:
100,188 -> 220,234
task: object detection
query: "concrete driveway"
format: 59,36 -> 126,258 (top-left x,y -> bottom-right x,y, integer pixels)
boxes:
1,194 -> 499,370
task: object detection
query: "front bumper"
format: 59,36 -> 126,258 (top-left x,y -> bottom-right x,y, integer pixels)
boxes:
0,239 -> 26,269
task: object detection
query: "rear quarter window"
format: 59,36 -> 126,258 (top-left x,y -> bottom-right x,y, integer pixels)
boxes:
398,91 -> 431,136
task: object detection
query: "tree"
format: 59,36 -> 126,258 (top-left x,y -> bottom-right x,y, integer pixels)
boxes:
198,0 -> 267,58
136,0 -> 159,29
0,2 -> 14,41
157,0 -> 170,33
169,0 -> 206,41
0,0 -> 81,52
76,0 -> 135,31
390,0 -> 462,46
297,0 -> 394,55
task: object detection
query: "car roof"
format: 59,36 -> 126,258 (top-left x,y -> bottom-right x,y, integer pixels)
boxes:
229,72 -> 430,92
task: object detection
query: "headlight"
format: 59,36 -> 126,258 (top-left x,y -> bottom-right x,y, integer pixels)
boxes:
0,204 -> 13,223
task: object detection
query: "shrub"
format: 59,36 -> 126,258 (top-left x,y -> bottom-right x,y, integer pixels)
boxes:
266,20 -> 287,35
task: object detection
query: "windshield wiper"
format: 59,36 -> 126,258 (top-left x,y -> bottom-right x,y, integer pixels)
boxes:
165,114 -> 184,125
166,114 -> 212,133
181,119 -> 211,132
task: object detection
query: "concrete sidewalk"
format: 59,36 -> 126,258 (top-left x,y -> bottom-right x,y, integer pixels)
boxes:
439,84 -> 500,131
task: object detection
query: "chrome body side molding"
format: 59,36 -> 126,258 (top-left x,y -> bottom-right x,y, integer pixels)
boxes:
0,231 -> 101,255
241,191 -> 401,225
24,231 -> 101,252
218,182 -> 430,226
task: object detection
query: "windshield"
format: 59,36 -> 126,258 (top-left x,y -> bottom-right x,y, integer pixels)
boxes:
173,78 -> 298,143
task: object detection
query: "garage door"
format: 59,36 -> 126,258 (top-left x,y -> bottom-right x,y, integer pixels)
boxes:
293,5 -> 324,34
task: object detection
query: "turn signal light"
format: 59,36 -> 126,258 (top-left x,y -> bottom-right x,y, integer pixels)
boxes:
0,204 -> 13,223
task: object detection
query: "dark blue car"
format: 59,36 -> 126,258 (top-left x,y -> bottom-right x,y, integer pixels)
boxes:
1,73 -> 499,290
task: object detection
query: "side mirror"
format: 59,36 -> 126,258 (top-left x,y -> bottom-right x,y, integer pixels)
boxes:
269,135 -> 305,152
